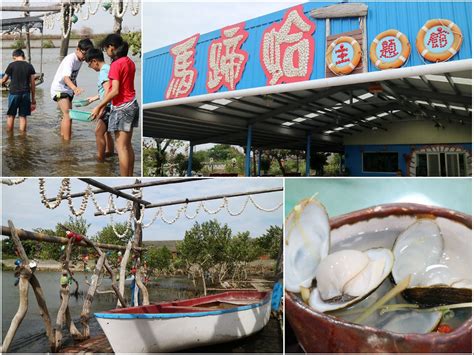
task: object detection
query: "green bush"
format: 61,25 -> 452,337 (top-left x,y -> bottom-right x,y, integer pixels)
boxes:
42,39 -> 55,48
10,39 -> 25,49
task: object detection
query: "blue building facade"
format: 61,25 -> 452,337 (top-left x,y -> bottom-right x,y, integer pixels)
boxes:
144,1 -> 472,104
345,143 -> 472,177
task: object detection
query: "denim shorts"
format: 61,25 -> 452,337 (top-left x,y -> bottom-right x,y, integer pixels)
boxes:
7,92 -> 31,117
108,100 -> 139,133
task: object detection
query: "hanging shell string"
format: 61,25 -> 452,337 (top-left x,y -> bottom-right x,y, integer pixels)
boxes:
39,178 -> 70,209
86,0 -> 101,16
2,178 -> 27,185
61,1 -> 74,39
110,194 -> 133,215
184,202 -> 203,219
90,192 -> 112,215
225,196 -> 250,216
112,0 -> 128,19
66,185 -> 92,217
202,199 -> 226,215
43,13 -> 56,30
110,208 -> 133,239
142,207 -> 161,228
160,206 -> 186,224
249,195 -> 283,212
129,0 -> 140,15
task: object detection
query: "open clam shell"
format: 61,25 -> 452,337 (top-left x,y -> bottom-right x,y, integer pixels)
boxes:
330,279 -> 443,334
285,203 -> 472,353
309,248 -> 393,312
392,218 -> 472,306
285,198 -> 330,292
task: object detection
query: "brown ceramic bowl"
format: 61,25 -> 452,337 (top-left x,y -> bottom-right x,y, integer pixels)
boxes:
285,203 -> 472,353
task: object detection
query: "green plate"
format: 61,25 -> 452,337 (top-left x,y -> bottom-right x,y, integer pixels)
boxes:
69,109 -> 92,122
72,99 -> 90,107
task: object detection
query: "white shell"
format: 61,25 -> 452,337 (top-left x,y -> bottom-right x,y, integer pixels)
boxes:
285,198 -> 330,292
392,219 -> 443,287
316,250 -> 369,301
379,310 -> 443,334
309,248 -> 393,312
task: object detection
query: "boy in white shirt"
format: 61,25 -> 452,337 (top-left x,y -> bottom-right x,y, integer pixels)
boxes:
50,39 -> 93,141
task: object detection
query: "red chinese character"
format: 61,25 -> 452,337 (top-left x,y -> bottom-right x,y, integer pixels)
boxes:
260,5 -> 316,85
165,34 -> 200,100
207,23 -> 249,93
335,43 -> 350,65
427,27 -> 450,49
380,38 -> 398,58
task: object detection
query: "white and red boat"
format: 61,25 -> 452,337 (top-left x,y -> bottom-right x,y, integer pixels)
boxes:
95,290 -> 272,353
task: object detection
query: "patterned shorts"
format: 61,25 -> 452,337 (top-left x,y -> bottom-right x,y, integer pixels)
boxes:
108,100 -> 139,133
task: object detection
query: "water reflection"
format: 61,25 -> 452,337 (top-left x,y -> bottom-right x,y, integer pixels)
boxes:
2,47 -> 142,177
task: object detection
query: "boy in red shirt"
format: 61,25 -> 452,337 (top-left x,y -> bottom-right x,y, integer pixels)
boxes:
91,34 -> 138,176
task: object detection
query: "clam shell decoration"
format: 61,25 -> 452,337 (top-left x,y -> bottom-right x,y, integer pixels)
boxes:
309,248 -> 393,312
392,219 -> 472,306
285,198 -> 330,293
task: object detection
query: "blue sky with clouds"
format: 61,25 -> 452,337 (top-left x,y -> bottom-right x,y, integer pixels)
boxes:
143,1 -> 304,52
2,178 -> 284,241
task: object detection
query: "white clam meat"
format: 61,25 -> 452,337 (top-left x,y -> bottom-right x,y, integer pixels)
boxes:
309,248 -> 393,312
392,218 -> 472,305
392,219 -> 444,288
285,198 -> 330,292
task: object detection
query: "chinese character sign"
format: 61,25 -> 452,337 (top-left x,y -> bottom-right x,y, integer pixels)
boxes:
425,26 -> 453,52
260,5 -> 316,86
376,36 -> 402,62
370,30 -> 410,70
165,34 -> 200,100
416,19 -> 462,63
207,23 -> 249,93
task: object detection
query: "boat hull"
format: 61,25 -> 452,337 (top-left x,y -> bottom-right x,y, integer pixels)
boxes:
95,291 -> 272,352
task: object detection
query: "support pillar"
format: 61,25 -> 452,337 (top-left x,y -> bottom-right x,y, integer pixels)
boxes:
257,150 -> 262,177
187,143 -> 194,177
245,125 -> 253,177
305,132 -> 311,177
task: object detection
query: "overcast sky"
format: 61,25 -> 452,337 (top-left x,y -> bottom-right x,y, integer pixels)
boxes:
2,178 -> 283,241
143,1 -> 305,52
1,0 -> 141,35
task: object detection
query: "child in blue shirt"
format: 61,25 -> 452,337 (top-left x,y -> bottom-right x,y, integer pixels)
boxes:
85,49 -> 114,161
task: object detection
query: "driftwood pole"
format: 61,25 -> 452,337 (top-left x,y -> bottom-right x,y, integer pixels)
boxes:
59,2 -> 73,59
113,0 -> 123,34
1,221 -> 33,352
80,252 -> 106,338
132,180 -> 150,306
1,221 -> 54,352
24,0 -> 32,63
54,237 -> 82,351
117,240 -> 132,307
58,225 -> 127,307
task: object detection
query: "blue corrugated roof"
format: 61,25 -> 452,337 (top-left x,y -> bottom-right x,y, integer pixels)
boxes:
144,1 -> 472,104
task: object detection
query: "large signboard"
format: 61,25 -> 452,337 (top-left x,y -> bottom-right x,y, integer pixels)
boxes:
144,1 -> 471,104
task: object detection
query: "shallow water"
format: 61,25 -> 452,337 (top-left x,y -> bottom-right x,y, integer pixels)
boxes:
1,48 -> 142,177
1,271 -> 198,352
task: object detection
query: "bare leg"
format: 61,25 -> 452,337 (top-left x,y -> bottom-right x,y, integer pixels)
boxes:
127,128 -> 134,176
19,116 -> 27,133
115,131 -> 134,176
95,119 -> 107,161
6,115 -> 15,133
105,132 -> 114,156
58,98 -> 72,140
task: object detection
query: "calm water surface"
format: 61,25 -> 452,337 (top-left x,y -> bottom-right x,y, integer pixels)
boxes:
1,271 -> 197,352
1,48 -> 142,177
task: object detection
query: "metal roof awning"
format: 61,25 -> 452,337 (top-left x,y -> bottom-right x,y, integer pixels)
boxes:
1,16 -> 44,33
143,59 -> 472,152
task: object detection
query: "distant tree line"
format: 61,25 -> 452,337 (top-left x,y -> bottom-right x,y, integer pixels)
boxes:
1,217 -> 282,287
